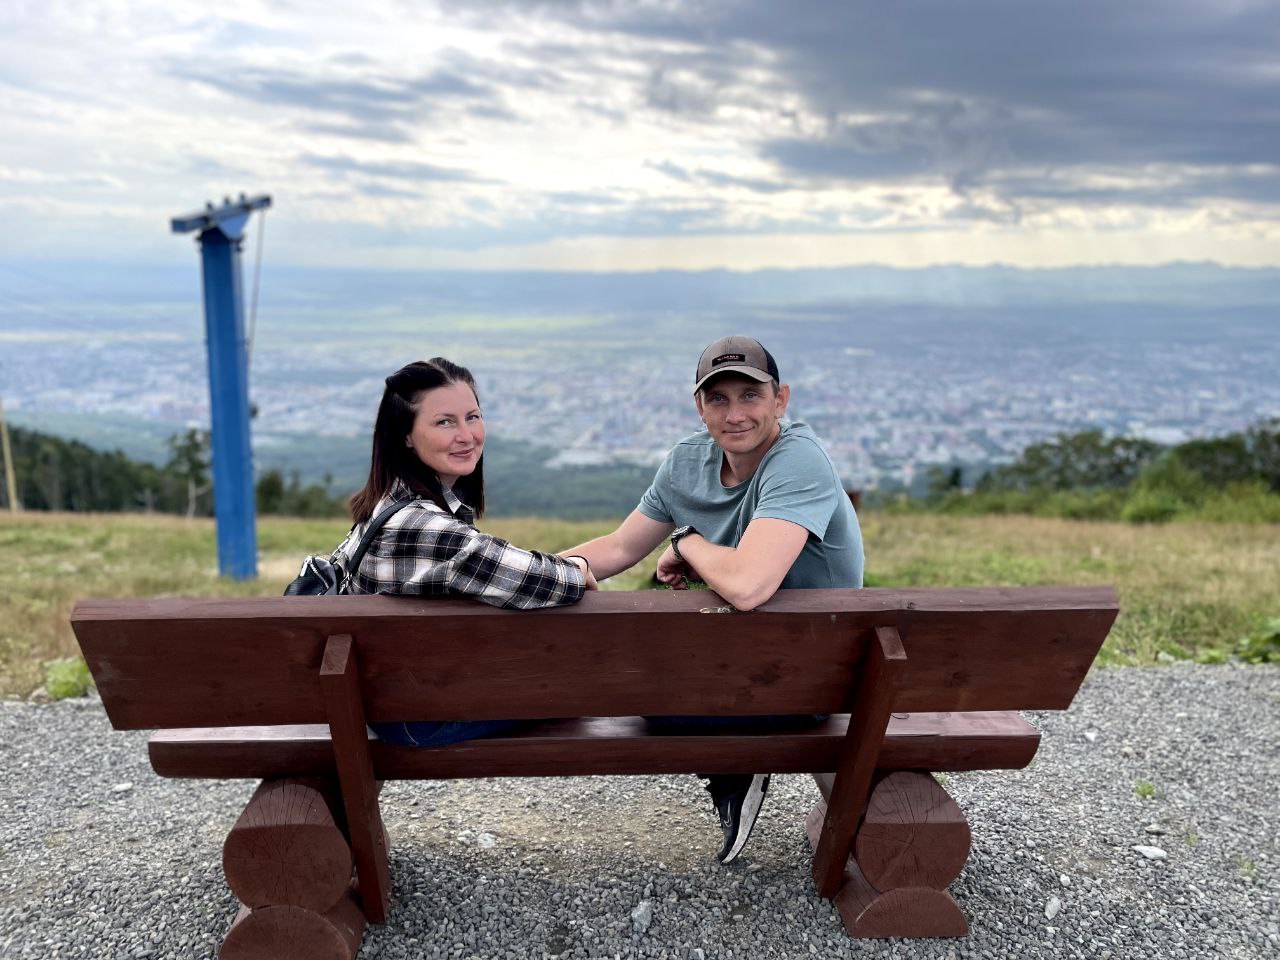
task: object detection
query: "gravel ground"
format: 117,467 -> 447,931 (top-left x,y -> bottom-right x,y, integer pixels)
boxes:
1,663 -> 1277,960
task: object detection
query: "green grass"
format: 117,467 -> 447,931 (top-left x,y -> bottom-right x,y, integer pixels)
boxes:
2,509 -> 1276,697
1232,855 -> 1258,880
1134,779 -> 1157,800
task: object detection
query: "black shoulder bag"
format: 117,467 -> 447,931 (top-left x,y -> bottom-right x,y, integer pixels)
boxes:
283,497 -> 414,596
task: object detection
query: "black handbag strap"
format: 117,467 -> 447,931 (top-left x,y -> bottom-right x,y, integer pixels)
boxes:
340,496 -> 415,589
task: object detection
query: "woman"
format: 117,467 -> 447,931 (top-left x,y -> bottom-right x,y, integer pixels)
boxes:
332,357 -> 596,746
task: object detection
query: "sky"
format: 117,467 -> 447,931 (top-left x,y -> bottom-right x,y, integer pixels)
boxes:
3,0 -> 1280,271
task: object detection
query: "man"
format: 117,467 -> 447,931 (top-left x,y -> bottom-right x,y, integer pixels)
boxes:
562,335 -> 863,863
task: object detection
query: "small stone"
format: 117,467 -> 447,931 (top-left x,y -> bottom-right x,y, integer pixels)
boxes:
111,782 -> 133,794
1059,874 -> 1071,887
1144,823 -> 1167,835
690,950 -> 706,960
1084,730 -> 1098,743
476,832 -> 497,849
1133,845 -> 1167,860
1045,896 -> 1062,920
1121,746 -> 1134,756
631,900 -> 653,933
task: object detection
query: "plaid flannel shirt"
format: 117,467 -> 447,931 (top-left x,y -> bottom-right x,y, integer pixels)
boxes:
334,480 -> 585,609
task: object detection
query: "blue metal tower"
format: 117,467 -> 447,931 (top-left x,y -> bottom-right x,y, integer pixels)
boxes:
172,193 -> 271,579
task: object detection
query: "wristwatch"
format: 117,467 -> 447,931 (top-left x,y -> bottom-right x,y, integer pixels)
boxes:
669,525 -> 698,562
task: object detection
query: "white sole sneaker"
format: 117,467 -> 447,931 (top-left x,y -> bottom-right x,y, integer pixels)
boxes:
720,774 -> 770,864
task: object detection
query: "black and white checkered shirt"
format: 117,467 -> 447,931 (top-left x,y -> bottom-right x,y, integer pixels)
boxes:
334,480 -> 585,609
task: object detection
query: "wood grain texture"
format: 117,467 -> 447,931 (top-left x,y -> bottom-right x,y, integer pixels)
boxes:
222,778 -> 353,912
72,586 -> 1118,730
220,885 -> 365,960
149,711 -> 1041,779
804,799 -> 968,938
855,771 -> 971,891
812,626 -> 907,898
319,636 -> 390,924
837,881 -> 968,939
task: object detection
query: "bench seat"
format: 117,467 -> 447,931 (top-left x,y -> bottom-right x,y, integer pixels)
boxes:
149,710 -> 1039,780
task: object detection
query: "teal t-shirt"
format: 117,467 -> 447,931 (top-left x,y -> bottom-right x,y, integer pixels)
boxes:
638,421 -> 864,590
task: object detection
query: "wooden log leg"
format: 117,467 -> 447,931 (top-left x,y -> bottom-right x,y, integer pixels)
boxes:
856,771 -> 970,891
805,771 -> 971,939
220,884 -> 365,960
223,777 -> 354,913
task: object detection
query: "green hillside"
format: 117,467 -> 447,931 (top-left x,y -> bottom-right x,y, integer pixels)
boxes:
3,510 -> 1276,698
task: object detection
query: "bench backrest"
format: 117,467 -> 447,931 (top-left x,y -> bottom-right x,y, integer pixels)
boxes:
71,586 -> 1117,731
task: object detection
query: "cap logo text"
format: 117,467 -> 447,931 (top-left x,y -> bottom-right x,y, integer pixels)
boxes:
712,353 -> 746,366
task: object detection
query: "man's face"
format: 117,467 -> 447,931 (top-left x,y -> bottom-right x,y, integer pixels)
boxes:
695,375 -> 789,457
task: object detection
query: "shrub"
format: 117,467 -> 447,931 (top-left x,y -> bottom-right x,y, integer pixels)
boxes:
44,657 -> 93,700
1037,488 -> 1126,521
1194,481 -> 1280,523
1237,618 -> 1280,664
1121,488 -> 1184,524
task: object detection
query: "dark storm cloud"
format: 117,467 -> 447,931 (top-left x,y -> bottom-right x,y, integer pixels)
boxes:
485,0 -> 1280,208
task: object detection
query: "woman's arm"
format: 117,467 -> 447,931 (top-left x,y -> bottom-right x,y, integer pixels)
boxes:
360,506 -> 590,608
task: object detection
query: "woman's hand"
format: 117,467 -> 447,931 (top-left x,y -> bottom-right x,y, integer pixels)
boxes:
654,545 -> 690,589
567,556 -> 598,590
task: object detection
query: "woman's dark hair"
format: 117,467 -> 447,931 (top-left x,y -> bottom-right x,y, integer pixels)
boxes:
349,357 -> 485,523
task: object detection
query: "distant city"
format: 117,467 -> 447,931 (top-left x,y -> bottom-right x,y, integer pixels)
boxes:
2,262 -> 1277,493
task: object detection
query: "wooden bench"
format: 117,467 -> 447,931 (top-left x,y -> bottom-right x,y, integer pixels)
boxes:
71,585 -> 1117,957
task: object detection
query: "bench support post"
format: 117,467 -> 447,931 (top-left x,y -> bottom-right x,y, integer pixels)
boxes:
811,625 -> 906,898
320,634 -> 392,923
806,770 -> 970,937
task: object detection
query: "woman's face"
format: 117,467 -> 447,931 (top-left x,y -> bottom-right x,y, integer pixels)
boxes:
406,381 -> 485,488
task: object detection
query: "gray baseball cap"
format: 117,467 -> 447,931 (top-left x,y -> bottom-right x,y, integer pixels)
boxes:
693,335 -> 780,393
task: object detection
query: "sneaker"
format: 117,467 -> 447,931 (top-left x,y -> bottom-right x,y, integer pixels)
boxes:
710,773 -> 771,864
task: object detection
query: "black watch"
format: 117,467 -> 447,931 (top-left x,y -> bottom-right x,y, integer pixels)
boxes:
669,525 -> 698,562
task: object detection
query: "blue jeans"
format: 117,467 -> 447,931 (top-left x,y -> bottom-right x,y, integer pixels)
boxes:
370,719 -> 526,747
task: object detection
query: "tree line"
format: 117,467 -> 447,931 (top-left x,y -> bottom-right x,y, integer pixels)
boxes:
1,426 -> 347,517
917,417 -> 1280,523
5,419 -> 1277,523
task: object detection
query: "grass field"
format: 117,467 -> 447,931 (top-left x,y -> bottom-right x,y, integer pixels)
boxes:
2,510 -> 1276,697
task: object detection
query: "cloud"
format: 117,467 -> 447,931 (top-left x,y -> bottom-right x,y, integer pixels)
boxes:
649,160 -> 788,194
509,0 -> 1280,207
3,0 -> 1280,268
299,153 -> 490,184
178,65 -> 488,123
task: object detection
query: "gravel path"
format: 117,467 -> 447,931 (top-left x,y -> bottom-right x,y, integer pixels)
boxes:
1,663 -> 1277,959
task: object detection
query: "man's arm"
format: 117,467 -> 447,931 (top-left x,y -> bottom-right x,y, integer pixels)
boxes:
661,517 -> 809,611
561,509 -> 673,581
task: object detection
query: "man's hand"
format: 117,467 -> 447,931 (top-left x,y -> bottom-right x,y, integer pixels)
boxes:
654,545 -> 691,589
671,518 -> 810,611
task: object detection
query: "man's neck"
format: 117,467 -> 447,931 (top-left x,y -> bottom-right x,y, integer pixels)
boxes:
720,423 -> 783,487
